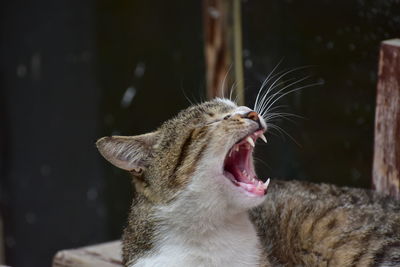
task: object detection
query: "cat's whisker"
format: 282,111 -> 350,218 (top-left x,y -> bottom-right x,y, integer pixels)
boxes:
254,59 -> 283,112
263,105 -> 288,114
229,82 -> 238,102
259,76 -> 311,117
256,66 -> 312,114
267,123 -> 301,147
229,82 -> 236,101
266,116 -> 297,125
221,64 -> 233,99
254,63 -> 301,112
257,77 -> 298,115
264,80 -> 323,115
265,127 -> 283,139
264,113 -> 303,124
263,111 -> 304,120
180,85 -> 196,106
266,123 -> 285,139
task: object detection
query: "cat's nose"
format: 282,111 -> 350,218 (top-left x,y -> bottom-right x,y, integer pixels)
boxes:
245,111 -> 260,122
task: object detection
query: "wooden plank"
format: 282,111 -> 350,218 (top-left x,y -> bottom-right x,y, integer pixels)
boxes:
203,0 -> 244,104
52,241 -> 122,267
372,38 -> 400,200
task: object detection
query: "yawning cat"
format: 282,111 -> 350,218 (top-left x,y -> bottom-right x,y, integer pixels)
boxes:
97,98 -> 400,267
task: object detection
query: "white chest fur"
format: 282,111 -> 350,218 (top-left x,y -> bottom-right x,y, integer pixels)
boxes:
130,215 -> 261,267
128,164 -> 266,267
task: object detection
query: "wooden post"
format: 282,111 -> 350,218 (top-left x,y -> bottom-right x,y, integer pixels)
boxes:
372,39 -> 400,200
203,0 -> 244,105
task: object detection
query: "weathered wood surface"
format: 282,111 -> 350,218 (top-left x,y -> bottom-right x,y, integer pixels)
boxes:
203,0 -> 244,104
372,38 -> 400,200
52,241 -> 122,267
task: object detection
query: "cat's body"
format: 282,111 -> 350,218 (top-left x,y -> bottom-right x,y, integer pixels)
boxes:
252,180 -> 400,266
97,98 -> 400,267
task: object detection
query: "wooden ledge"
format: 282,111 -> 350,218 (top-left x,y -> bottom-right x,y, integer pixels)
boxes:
53,241 -> 123,267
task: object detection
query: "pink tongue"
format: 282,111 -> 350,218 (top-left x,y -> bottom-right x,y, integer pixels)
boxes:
238,182 -> 265,196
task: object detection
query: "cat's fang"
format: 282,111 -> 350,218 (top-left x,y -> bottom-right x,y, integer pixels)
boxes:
263,178 -> 270,189
246,137 -> 255,147
260,134 -> 267,143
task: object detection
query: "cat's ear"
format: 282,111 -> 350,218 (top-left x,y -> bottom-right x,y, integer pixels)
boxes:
96,133 -> 157,175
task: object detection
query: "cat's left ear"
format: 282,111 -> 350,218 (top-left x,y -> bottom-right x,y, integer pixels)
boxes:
96,132 -> 157,175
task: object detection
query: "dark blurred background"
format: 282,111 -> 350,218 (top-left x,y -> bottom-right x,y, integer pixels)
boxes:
243,0 -> 399,188
0,0 -> 399,266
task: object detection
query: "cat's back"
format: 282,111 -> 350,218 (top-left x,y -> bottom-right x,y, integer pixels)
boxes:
250,179 -> 400,267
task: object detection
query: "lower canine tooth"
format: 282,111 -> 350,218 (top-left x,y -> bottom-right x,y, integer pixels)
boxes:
246,137 -> 255,147
263,178 -> 270,189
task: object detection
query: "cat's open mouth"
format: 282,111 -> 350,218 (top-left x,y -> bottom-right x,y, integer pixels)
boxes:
223,129 -> 270,197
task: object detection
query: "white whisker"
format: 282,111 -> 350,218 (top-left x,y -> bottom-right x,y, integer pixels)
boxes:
259,76 -> 311,117
263,81 -> 323,116
267,123 -> 301,147
256,66 -> 312,115
221,64 -> 233,99
254,59 -> 283,112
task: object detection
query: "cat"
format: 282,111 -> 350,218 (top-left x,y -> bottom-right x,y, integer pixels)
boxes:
97,98 -> 400,267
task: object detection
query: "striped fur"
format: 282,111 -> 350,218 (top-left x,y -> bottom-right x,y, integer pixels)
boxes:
250,180 -> 400,267
97,98 -> 400,267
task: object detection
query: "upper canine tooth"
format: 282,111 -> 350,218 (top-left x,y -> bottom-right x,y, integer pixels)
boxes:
235,145 -> 239,152
246,137 -> 255,147
260,134 -> 267,143
263,178 -> 270,189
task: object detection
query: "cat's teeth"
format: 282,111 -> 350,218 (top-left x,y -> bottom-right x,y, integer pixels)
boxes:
263,178 -> 270,190
260,134 -> 267,143
246,137 -> 255,147
235,145 -> 239,152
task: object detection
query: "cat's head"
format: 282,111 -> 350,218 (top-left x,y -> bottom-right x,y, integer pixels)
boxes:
97,98 -> 269,211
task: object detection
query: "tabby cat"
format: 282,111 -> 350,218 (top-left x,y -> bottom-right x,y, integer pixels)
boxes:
97,98 -> 400,267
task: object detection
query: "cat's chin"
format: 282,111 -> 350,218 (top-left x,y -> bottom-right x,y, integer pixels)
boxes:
223,129 -> 270,198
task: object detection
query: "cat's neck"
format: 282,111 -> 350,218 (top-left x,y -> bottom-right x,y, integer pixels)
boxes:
128,186 -> 263,267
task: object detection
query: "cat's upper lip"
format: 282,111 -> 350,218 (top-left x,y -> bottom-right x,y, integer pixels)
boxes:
234,129 -> 267,146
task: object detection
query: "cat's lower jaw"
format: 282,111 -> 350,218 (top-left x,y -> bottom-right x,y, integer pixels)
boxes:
128,212 -> 264,267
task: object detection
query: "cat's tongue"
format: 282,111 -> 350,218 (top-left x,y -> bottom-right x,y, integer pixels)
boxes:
225,166 -> 266,196
224,132 -> 269,196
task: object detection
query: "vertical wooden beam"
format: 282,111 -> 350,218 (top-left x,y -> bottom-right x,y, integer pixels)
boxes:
232,0 -> 245,105
372,39 -> 400,200
203,0 -> 244,105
